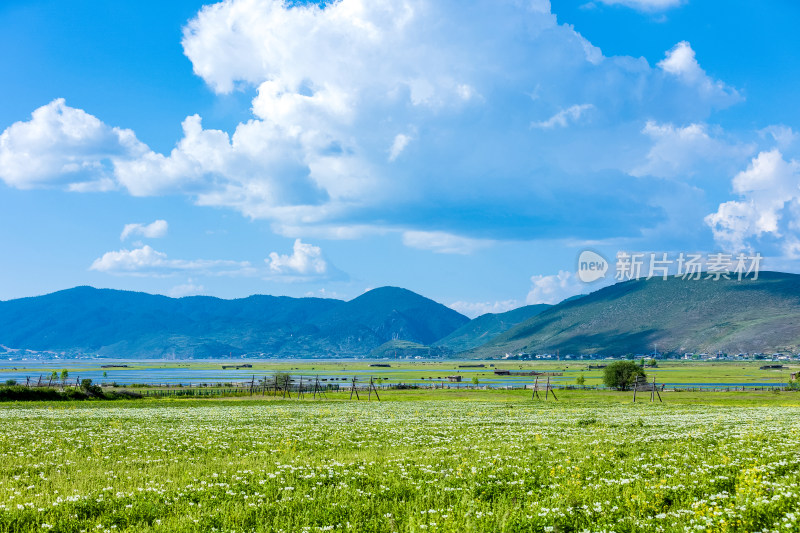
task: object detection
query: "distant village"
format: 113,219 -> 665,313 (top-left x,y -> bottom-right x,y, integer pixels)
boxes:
501,351 -> 800,362
3,342 -> 800,364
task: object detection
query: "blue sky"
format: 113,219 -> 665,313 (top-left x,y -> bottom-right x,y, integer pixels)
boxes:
1,0 -> 799,316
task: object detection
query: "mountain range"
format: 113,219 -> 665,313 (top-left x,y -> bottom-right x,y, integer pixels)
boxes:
467,271 -> 800,357
2,272 -> 800,358
0,286 -> 467,358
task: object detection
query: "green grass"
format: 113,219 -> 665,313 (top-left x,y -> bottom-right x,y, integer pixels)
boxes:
2,360 -> 796,389
1,391 -> 800,532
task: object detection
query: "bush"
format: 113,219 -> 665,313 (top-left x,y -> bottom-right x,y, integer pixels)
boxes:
0,385 -> 143,402
603,361 -> 646,390
80,379 -> 103,397
62,388 -> 89,400
0,386 -> 63,402
4,379 -> 17,386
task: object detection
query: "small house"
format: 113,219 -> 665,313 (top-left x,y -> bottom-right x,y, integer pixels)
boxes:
447,375 -> 462,382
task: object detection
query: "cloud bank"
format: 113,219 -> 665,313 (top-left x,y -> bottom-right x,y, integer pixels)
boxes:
89,245 -> 252,277
1,0 -> 744,252
91,238 -> 339,281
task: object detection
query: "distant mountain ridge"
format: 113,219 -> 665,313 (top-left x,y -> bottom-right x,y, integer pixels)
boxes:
5,273 -> 800,359
468,271 -> 800,357
0,286 -> 468,358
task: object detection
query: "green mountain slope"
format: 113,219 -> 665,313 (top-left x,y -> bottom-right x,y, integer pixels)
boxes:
467,272 -> 800,357
433,304 -> 551,352
0,286 -> 467,358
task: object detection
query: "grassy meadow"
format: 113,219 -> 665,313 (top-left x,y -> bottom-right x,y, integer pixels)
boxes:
2,360 -> 796,389
1,387 -> 800,532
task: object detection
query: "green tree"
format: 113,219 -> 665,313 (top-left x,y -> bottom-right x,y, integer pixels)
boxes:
60,369 -> 69,385
80,378 -> 103,396
603,361 -> 645,390
575,373 -> 586,387
471,376 -> 479,386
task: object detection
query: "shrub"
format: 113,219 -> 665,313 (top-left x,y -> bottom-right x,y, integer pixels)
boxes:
62,388 -> 89,400
80,379 -> 103,397
4,379 -> 17,386
603,361 -> 646,390
0,385 -> 143,402
0,386 -> 63,402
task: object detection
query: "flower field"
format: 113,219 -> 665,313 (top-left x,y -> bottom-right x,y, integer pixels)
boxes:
1,399 -> 799,532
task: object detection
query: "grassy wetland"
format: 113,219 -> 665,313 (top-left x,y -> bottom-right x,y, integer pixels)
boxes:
2,360 -> 797,389
1,379 -> 800,532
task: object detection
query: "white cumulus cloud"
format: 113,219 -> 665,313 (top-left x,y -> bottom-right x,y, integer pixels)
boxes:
705,149 -> 800,253
120,220 -> 169,241
658,42 -> 739,106
266,239 -> 328,276
0,99 -> 146,191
